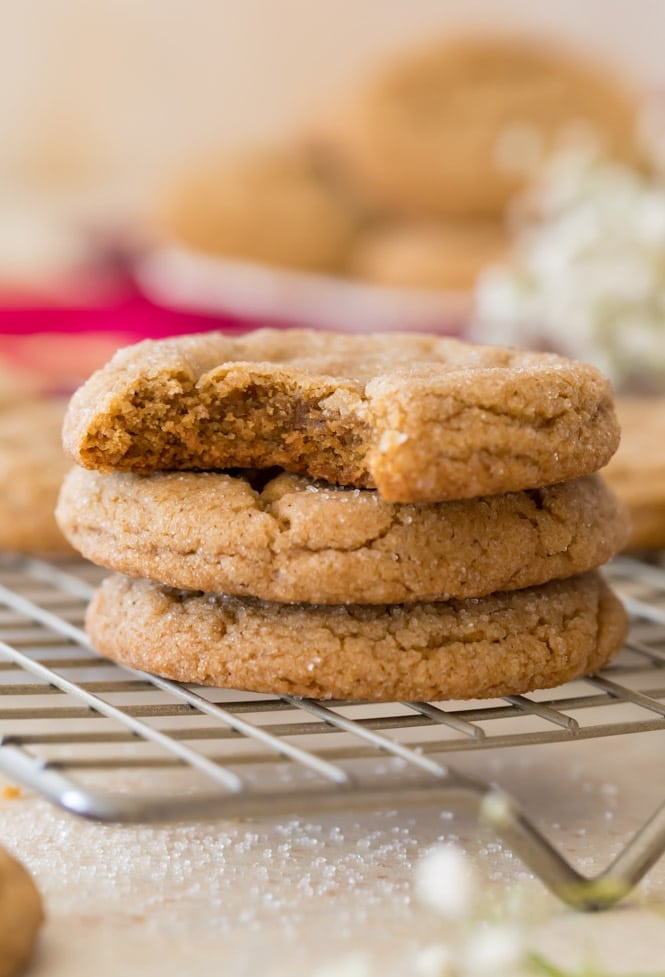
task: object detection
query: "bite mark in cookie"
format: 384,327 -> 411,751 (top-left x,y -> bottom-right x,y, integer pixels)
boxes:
63,329 -> 620,502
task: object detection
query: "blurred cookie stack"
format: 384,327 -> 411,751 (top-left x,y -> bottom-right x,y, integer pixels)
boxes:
604,398 -> 665,549
154,35 -> 644,293
0,364 -> 70,556
58,328 -> 630,701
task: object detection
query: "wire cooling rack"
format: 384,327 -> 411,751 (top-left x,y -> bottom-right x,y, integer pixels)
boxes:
2,554 -> 665,910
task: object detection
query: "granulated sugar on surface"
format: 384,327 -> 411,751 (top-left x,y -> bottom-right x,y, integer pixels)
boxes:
1,733 -> 665,976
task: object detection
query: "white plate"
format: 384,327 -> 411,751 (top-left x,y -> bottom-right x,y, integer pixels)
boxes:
136,246 -> 470,333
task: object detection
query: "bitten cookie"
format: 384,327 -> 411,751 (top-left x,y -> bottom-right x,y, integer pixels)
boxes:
0,401 -> 71,555
157,147 -> 357,273
604,397 -> 665,549
0,844 -> 43,977
86,572 -> 626,702
58,468 -> 629,604
324,36 -> 641,218
63,329 -> 620,503
348,220 -> 507,291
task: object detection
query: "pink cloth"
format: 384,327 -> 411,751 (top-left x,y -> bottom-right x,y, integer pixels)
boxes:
0,283 -> 245,339
0,282 -> 248,392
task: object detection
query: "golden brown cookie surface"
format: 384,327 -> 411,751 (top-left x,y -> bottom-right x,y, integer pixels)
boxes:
86,572 -> 626,702
604,397 -> 665,549
0,400 -> 71,555
0,844 -> 43,977
63,329 -> 620,503
58,468 -> 629,604
326,36 -> 641,218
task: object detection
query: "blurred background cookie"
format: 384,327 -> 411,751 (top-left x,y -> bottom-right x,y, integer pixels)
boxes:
0,361 -> 36,408
318,35 -> 643,220
0,843 -> 43,977
147,31 -> 647,313
348,220 -> 507,291
603,397 -> 665,549
0,400 -> 71,555
155,147 -> 359,273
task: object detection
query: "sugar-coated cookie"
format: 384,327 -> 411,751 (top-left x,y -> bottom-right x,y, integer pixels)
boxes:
86,572 -> 626,702
58,468 -> 629,604
63,329 -> 620,503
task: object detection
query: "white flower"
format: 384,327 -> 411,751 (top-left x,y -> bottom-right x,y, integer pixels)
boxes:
473,147 -> 665,390
414,943 -> 456,977
313,952 -> 372,977
460,924 -> 524,977
414,845 -> 476,919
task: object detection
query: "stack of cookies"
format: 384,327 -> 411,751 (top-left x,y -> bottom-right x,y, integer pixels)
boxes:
57,329 -> 630,702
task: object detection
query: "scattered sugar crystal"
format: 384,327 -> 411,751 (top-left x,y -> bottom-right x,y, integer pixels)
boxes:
378,430 -> 408,453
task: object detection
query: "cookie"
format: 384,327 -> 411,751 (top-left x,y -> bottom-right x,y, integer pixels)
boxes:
0,362 -> 34,408
603,397 -> 665,549
348,220 -> 507,291
0,844 -> 43,977
63,329 -> 620,503
0,401 -> 71,555
325,36 -> 641,218
86,572 -> 626,702
158,147 -> 357,273
58,468 -> 629,604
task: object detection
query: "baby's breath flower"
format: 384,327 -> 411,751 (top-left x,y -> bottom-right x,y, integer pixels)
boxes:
473,147 -> 665,391
413,943 -> 456,977
414,844 -> 477,919
313,951 -> 372,977
460,923 -> 525,977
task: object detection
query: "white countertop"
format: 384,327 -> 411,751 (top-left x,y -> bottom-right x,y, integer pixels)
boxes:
3,729 -> 665,977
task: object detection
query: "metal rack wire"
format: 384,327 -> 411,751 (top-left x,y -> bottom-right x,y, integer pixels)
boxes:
2,553 -> 665,910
